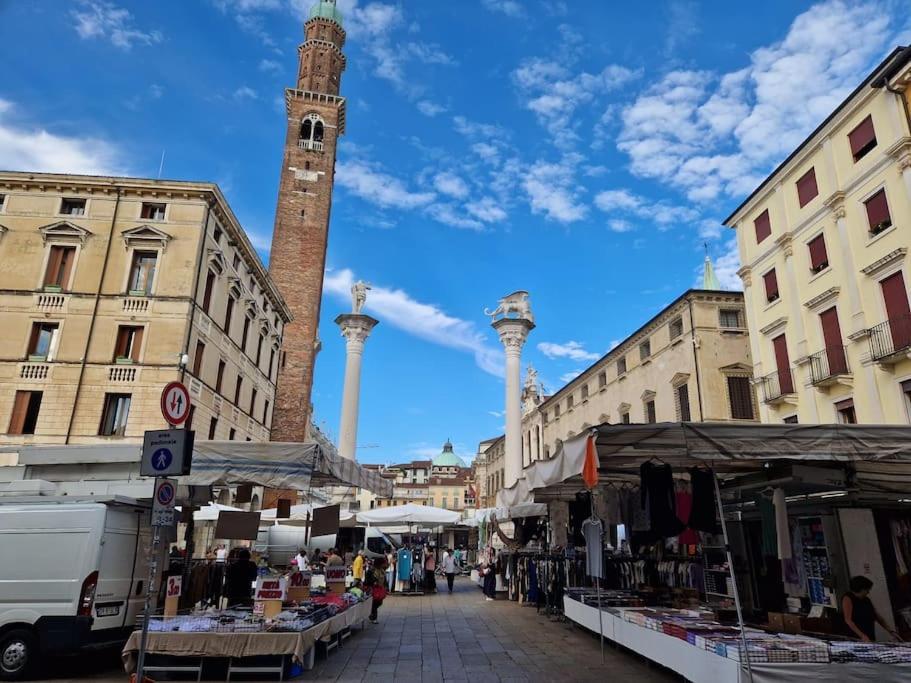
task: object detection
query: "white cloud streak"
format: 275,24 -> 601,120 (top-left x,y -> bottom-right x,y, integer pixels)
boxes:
538,341 -> 600,362
72,1 -> 163,49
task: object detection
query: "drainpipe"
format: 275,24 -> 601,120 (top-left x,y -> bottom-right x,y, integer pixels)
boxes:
65,186 -> 121,444
179,201 -> 212,386
687,298 -> 705,421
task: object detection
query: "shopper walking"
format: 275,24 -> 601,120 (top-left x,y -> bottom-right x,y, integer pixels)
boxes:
442,547 -> 457,593
482,549 -> 497,601
368,556 -> 388,624
353,549 -> 366,581
424,546 -> 437,593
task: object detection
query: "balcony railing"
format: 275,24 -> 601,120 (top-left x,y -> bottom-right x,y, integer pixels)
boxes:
758,369 -> 795,403
869,315 -> 911,362
808,346 -> 850,386
298,139 -> 324,152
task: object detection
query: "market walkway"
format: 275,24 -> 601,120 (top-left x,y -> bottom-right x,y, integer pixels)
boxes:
300,576 -> 679,683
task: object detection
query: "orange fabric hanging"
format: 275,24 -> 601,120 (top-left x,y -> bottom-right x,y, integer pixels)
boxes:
582,433 -> 599,490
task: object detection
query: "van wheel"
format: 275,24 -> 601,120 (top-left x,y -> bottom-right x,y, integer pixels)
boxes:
0,629 -> 35,680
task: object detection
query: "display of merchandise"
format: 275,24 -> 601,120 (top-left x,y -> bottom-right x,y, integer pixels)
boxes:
797,518 -> 835,607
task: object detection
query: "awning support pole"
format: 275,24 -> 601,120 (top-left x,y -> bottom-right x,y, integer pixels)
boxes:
712,469 -> 753,683
589,491 -> 605,663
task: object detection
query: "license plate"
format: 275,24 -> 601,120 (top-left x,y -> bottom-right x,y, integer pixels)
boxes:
96,605 -> 120,617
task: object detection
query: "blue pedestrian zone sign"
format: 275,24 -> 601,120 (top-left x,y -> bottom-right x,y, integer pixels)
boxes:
152,448 -> 173,472
141,429 -> 194,477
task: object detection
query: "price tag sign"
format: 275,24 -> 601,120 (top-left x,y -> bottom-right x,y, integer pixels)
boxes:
253,601 -> 265,616
254,577 -> 288,602
166,575 -> 182,598
325,566 -> 346,584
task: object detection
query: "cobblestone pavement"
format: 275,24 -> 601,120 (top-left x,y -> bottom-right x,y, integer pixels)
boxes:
32,577 -> 678,682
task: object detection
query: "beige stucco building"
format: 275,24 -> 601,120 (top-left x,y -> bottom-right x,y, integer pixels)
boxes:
0,172 -> 290,446
725,47 -> 911,424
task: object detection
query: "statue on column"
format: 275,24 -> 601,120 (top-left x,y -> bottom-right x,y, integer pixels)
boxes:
484,290 -> 534,323
351,280 -> 371,315
524,364 -> 539,392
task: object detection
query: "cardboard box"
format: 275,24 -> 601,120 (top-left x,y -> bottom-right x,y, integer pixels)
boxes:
782,614 -> 803,634
767,612 -> 785,631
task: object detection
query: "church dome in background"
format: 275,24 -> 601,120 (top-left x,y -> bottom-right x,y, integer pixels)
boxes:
432,440 -> 465,468
308,0 -> 344,25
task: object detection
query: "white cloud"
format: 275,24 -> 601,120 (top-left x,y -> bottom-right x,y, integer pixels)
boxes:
214,0 -> 282,10
594,187 -> 700,228
233,86 -> 258,100
538,341 -> 600,362
619,0 -> 900,201
433,171 -> 469,199
560,371 -> 582,383
608,339 -> 621,351
523,154 -> 588,223
417,100 -> 446,117
406,42 -> 457,66
324,268 -> 503,376
72,1 -> 163,49
481,0 -> 525,17
0,100 -> 124,175
608,218 -> 634,233
336,159 -> 436,210
467,197 -> 508,223
664,0 -> 700,54
488,410 -> 505,418
259,59 -> 281,72
425,204 -> 484,231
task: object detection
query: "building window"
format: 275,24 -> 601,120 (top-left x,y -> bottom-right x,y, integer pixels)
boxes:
99,393 -> 131,436
202,270 -> 216,315
783,415 -> 798,424
241,316 -> 251,353
224,296 -> 235,336
256,334 -> 264,366
554,403 -> 561,418
43,245 -> 76,291
835,398 -> 857,424
193,341 -> 205,376
60,197 -> 86,216
232,253 -> 240,271
212,227 -> 222,244
0,194 -> 5,211
865,189 -> 892,236
808,234 -> 829,273
598,371 -> 607,388
645,399 -> 656,423
208,416 -> 218,439
719,309 -> 741,328
848,115 -> 877,162
268,348 -> 276,379
640,340 -> 651,360
8,390 -> 42,435
567,394 -> 574,409
234,376 -> 243,405
621,411 -> 630,424
727,376 -> 755,420
617,356 -> 627,375
140,202 -> 166,221
669,317 -> 684,339
676,383 -> 691,421
773,334 -> 795,394
754,208 -> 772,244
581,384 -> 589,400
763,268 -> 779,303
27,322 -> 59,361
250,388 -> 258,416
216,360 -> 226,394
229,428 -> 236,441
128,250 -> 157,295
263,399 -> 270,424
113,325 -> 143,363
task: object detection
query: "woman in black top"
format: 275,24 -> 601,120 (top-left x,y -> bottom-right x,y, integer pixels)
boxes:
842,576 -> 900,642
224,548 -> 258,606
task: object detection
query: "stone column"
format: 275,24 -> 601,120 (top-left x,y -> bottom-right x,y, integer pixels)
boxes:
335,313 -> 379,461
493,317 -> 535,490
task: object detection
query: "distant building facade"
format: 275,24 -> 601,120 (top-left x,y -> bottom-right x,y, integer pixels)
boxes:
0,172 -> 290,445
725,47 -> 911,424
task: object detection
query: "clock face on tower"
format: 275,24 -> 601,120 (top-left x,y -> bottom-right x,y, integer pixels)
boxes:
268,7 -> 347,443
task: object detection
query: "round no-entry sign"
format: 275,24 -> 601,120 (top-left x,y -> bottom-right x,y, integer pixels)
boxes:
156,480 -> 176,507
161,381 -> 191,425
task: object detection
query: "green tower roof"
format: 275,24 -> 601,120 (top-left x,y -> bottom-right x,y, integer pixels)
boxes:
308,0 -> 344,26
432,440 -> 465,468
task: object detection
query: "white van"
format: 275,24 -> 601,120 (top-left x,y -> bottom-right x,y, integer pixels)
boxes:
255,526 -> 397,566
0,496 -> 151,680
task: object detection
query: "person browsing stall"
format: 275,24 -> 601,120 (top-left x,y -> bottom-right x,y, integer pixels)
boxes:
842,576 -> 901,642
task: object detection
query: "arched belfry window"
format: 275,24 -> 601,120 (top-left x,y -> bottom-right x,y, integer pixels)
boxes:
298,113 -> 325,151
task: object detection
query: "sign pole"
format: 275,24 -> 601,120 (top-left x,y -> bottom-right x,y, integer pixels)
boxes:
134,501 -> 162,681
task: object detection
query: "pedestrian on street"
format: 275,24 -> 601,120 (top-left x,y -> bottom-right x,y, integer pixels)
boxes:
353,549 -> 366,581
482,549 -> 497,601
225,548 -> 258,606
368,556 -> 388,624
326,548 -> 344,566
424,545 -> 437,593
385,550 -> 395,592
442,547 -> 457,593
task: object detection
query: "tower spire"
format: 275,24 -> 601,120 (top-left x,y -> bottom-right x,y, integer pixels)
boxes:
702,244 -> 721,290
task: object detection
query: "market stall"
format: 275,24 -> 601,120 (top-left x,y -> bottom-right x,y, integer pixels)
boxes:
497,423 -> 911,683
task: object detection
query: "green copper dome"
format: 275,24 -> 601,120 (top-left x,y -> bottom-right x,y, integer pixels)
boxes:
432,440 -> 465,468
308,0 -> 344,26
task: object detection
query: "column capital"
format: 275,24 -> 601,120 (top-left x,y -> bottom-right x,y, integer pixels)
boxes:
335,313 -> 379,345
775,231 -> 794,258
492,317 -> 535,352
737,265 -> 752,287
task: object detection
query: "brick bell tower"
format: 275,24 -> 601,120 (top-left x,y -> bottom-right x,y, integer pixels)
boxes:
269,0 -> 347,444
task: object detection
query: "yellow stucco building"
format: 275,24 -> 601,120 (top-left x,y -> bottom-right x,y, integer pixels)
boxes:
725,47 -> 911,424
0,172 -> 290,445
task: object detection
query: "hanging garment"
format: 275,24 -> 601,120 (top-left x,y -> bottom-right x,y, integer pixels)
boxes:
550,500 -> 569,548
687,468 -> 720,533
772,488 -> 792,560
397,548 -> 412,582
676,489 -> 700,545
640,462 -> 685,538
757,494 -> 778,557
581,517 -> 604,578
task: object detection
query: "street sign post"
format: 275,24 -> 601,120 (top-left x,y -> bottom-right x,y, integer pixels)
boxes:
141,429 -> 194,477
160,381 -> 191,426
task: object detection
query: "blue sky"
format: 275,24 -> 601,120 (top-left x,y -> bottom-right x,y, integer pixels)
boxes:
1,0 -> 909,464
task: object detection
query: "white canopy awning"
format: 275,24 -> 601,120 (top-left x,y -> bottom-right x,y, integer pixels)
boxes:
259,503 -> 356,527
188,503 -> 241,521
356,503 -> 460,525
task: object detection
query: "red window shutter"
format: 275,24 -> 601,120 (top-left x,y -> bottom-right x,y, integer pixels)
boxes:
763,269 -> 779,301
7,391 -> 30,434
114,327 -> 129,359
43,246 -> 64,287
131,327 -> 144,362
796,168 -> 819,208
772,334 -> 793,394
848,115 -> 876,161
57,247 -> 75,290
819,307 -> 847,374
202,271 -> 215,314
754,209 -> 772,243
808,234 -> 828,272
864,189 -> 891,232
881,271 -> 911,349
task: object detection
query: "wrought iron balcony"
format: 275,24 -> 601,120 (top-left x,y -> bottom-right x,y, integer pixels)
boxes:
807,346 -> 850,386
868,315 -> 911,363
758,369 -> 795,404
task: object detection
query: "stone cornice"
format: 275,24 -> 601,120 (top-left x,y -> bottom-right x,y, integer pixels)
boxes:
803,286 -> 840,312
760,316 -> 788,336
861,247 -> 907,278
